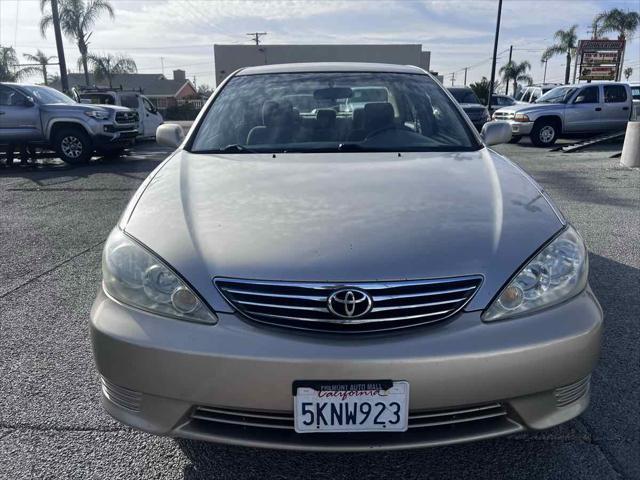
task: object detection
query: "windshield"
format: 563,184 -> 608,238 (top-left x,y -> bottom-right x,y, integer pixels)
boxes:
79,93 -> 115,105
448,89 -> 481,104
535,86 -> 577,104
21,85 -> 75,105
191,72 -> 478,153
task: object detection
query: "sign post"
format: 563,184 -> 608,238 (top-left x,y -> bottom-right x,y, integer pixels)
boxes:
577,39 -> 625,82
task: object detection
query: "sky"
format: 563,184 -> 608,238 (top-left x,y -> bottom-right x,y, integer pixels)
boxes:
0,0 -> 639,89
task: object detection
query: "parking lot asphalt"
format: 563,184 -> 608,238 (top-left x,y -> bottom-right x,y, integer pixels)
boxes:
1,138 -> 638,479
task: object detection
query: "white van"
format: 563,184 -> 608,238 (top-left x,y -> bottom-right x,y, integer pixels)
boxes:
73,87 -> 164,139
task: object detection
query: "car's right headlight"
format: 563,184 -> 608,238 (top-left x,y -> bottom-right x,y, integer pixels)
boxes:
102,228 -> 217,324
483,225 -> 588,321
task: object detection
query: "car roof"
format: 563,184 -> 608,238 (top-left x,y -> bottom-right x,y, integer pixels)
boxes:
236,62 -> 426,76
447,86 -> 472,91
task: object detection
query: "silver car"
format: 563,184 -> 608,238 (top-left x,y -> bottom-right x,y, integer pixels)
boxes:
91,63 -> 602,451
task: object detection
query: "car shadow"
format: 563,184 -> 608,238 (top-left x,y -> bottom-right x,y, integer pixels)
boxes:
173,255 -> 640,480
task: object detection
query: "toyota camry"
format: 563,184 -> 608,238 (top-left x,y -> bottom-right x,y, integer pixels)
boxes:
90,63 -> 602,451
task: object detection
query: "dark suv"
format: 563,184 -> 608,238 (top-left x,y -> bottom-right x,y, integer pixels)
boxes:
446,86 -> 490,130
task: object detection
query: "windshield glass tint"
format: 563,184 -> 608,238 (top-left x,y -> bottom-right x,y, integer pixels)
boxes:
191,72 -> 478,153
79,93 -> 115,105
449,89 -> 480,104
536,87 -> 577,104
22,86 -> 75,105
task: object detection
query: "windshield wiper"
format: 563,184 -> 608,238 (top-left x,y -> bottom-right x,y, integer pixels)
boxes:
220,144 -> 257,153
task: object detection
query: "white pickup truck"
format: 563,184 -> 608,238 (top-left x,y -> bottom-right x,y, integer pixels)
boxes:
72,87 -> 163,139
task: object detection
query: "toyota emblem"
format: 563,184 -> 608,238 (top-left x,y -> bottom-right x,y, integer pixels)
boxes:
327,288 -> 373,319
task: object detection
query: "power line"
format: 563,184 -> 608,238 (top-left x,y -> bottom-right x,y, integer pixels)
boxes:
246,32 -> 267,46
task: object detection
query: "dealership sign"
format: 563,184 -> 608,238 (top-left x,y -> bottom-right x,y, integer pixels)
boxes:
578,40 -> 625,81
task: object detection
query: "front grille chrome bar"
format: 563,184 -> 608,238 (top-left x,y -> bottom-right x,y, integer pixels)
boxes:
215,275 -> 482,333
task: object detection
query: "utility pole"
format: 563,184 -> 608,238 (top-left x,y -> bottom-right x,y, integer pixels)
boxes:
487,0 -> 503,111
246,32 -> 267,46
505,45 -> 513,95
542,59 -> 548,83
450,72 -> 456,86
160,57 -> 164,76
51,0 -> 68,93
464,67 -> 468,86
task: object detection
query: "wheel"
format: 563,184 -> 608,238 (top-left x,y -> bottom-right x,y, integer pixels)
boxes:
53,127 -> 92,164
508,135 -> 522,144
531,120 -> 559,147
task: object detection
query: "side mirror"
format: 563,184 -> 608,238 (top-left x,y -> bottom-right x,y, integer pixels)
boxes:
481,121 -> 512,146
156,123 -> 184,148
574,95 -> 586,104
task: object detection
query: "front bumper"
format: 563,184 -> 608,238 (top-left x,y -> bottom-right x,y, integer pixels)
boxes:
90,288 -> 602,451
506,120 -> 534,136
94,123 -> 138,149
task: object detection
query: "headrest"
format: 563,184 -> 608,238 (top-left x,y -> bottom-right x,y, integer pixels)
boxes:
364,102 -> 394,131
316,109 -> 336,128
262,101 -> 294,127
352,108 -> 365,129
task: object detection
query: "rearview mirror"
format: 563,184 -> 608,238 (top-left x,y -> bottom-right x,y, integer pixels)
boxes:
156,123 -> 184,148
481,121 -> 512,146
314,87 -> 353,100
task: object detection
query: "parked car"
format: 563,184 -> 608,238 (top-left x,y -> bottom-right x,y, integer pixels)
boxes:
72,87 -> 163,139
515,84 -> 561,104
493,82 -> 633,146
92,63 -> 601,451
488,94 -> 517,115
629,83 -> 640,121
446,86 -> 490,130
0,83 -> 138,164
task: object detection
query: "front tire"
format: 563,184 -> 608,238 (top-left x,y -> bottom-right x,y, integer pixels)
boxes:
531,120 -> 559,147
54,127 -> 92,164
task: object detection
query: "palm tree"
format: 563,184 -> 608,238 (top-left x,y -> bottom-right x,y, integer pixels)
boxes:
541,25 -> 579,85
597,8 -> 640,80
0,46 -> 36,82
499,60 -> 533,96
86,53 -> 137,87
590,12 -> 608,39
23,50 -> 57,85
40,0 -> 115,86
624,67 -> 633,81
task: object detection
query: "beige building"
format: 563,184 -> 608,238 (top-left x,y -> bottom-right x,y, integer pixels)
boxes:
213,44 -> 431,85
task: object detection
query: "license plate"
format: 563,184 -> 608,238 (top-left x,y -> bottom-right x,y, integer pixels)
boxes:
293,380 -> 409,433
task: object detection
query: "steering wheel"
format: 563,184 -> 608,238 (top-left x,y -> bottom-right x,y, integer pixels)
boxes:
364,124 -> 411,140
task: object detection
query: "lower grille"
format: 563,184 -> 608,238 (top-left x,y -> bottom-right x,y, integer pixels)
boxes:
190,403 -> 508,431
215,276 -> 482,333
100,376 -> 142,412
555,375 -> 591,407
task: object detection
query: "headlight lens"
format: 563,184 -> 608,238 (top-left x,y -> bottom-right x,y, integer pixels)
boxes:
513,113 -> 530,122
102,229 -> 217,324
483,226 -> 588,321
85,110 -> 110,120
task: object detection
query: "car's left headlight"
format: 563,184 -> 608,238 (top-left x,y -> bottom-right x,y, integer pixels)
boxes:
483,225 -> 588,321
102,228 -> 217,324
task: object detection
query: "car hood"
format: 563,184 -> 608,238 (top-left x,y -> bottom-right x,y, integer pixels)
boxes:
124,149 -> 563,312
495,103 -> 564,115
41,103 -> 134,114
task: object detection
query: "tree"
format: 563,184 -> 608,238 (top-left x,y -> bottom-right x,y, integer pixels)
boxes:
23,50 -> 57,85
86,53 -> 137,87
40,0 -> 115,86
541,25 -> 578,85
590,12 -> 608,39
197,84 -> 214,98
469,77 -> 498,105
597,8 -> 640,80
0,46 -> 36,82
624,67 -> 633,80
499,60 -> 533,96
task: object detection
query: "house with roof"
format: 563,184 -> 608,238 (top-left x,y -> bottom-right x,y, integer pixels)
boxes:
51,69 -> 198,110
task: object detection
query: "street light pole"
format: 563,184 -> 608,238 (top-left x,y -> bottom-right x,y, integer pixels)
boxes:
50,0 -> 68,93
487,0 -> 503,111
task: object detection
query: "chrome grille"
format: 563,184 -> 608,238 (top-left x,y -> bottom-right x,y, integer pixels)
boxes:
190,403 -> 508,431
555,375 -> 591,407
214,276 -> 482,332
493,111 -> 514,120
